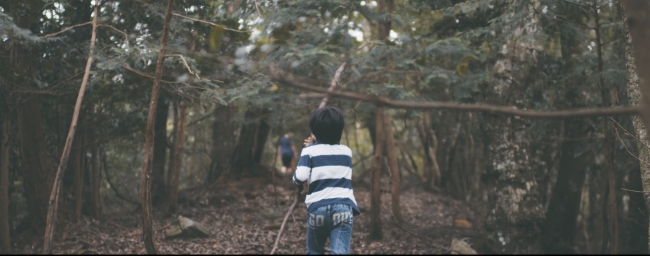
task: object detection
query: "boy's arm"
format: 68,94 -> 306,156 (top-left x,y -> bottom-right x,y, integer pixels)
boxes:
293,149 -> 311,185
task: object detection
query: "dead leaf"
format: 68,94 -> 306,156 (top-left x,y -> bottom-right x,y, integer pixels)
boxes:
451,238 -> 477,255
453,218 -> 472,228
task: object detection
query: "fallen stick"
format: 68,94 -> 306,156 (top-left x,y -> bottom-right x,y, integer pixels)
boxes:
270,145 -> 279,206
270,62 -> 346,255
270,187 -> 300,255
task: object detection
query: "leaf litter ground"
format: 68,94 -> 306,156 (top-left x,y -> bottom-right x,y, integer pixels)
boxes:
14,175 -> 481,254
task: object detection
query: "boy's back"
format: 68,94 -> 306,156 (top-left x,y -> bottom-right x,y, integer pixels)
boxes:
293,143 -> 360,216
292,106 -> 359,254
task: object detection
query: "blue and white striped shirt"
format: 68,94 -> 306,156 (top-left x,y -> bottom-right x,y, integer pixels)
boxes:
293,143 -> 360,216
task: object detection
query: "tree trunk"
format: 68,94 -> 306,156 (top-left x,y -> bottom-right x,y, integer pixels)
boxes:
252,114 -> 271,164
417,113 -> 441,190
376,0 -> 394,41
207,106 -> 235,182
621,3 -> 650,251
223,108 -> 271,181
594,4 -> 618,252
480,4 -> 543,252
43,2 -> 98,252
152,98 -> 169,204
140,0 -> 174,254
364,2 -> 394,233
6,0 -> 52,234
542,118 -> 590,253
140,0 -> 175,253
621,164 -> 650,254
542,10 -> 591,252
1,117 -> 10,253
168,101 -> 188,213
73,122 -> 86,220
383,112 -> 401,222
16,96 -> 53,235
90,141 -> 102,220
369,108 -> 385,240
206,0 -> 238,183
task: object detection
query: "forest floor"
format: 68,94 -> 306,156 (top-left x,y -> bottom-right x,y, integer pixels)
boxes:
13,175 -> 482,254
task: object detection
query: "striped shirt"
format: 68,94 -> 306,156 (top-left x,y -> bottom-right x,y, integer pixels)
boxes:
293,143 -> 360,216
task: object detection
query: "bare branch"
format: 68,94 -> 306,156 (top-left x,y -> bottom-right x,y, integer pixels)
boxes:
171,13 -> 250,33
320,63 -> 346,108
253,0 -> 263,18
269,66 -> 640,118
613,123 -> 650,166
98,24 -> 129,46
122,66 -> 181,84
609,117 -> 650,150
39,21 -> 92,39
166,54 -> 222,83
621,188 -> 650,193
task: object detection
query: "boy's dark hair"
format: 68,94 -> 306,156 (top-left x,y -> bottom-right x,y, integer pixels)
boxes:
309,107 -> 344,145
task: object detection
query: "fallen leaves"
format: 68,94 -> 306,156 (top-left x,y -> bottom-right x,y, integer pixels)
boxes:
13,177 -> 481,254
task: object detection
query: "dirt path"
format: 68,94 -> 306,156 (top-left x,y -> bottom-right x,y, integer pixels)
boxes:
15,177 -> 481,254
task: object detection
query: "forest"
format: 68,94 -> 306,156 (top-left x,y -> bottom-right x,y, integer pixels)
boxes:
2,0 -> 650,254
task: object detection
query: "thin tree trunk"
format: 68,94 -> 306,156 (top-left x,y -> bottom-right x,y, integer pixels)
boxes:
542,118 -> 590,253
383,112 -> 401,222
370,107 -> 385,240
207,106 -> 234,182
152,99 -> 169,204
140,0 -> 175,253
90,140 -> 102,220
365,2 -> 393,231
16,96 -> 52,234
542,8 -> 591,252
167,103 -> 178,195
0,117 -> 10,253
621,2 -> 650,251
207,0 -> 238,183
73,123 -> 86,220
43,3 -> 98,253
224,108 -> 271,181
417,113 -> 441,189
594,3 -> 618,252
168,101 -> 188,213
252,114 -> 271,164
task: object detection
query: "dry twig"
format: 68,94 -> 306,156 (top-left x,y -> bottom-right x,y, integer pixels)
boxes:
166,54 -> 222,83
172,13 -> 250,32
620,188 -> 650,193
253,0 -> 263,18
270,188 -> 299,255
319,63 -> 347,108
39,22 -> 92,39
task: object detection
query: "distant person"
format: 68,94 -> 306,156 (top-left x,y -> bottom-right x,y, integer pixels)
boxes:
277,132 -> 297,174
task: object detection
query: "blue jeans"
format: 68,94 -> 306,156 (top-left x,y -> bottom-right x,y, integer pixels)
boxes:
306,204 -> 354,254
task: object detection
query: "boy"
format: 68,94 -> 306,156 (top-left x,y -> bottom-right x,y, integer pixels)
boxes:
293,107 -> 360,255
277,131 -> 297,174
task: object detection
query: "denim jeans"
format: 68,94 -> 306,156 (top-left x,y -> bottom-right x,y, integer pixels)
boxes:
306,204 -> 354,254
